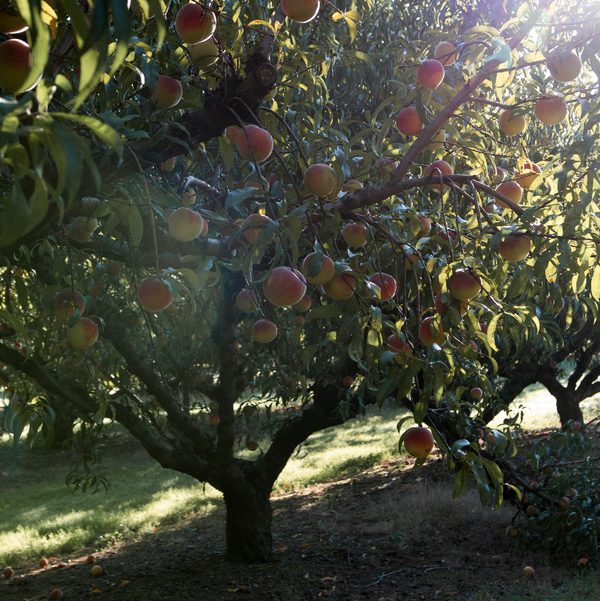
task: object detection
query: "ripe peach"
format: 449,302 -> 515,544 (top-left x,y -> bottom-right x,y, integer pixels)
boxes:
294,295 -> 311,312
292,315 -> 305,328
208,413 -> 220,425
137,277 -> 174,312
304,163 -> 337,197
434,41 -> 456,65
376,158 -> 398,176
396,106 -> 423,136
246,439 -> 259,451
495,181 -> 523,209
470,387 -> 483,400
252,319 -> 277,343
3,566 -> 14,579
175,4 -> 217,44
547,51 -> 581,82
425,129 -> 446,150
342,179 -> 363,193
55,288 -> 86,318
236,289 -> 259,313
49,588 -> 63,600
302,253 -> 335,285
368,273 -> 397,302
522,566 -> 535,577
488,165 -> 505,183
236,125 -> 274,162
342,375 -> 354,386
416,59 -> 445,89
188,38 -> 219,68
67,317 -> 99,350
458,340 -> 478,358
424,160 -> 453,190
281,0 -> 320,22
151,75 -> 183,108
39,558 -> 48,568
438,229 -> 458,246
387,335 -> 413,364
242,214 -> 273,243
0,39 -> 31,93
404,426 -> 434,458
418,316 -> 444,346
106,261 -> 121,278
573,421 -> 582,431
322,271 -> 356,301
499,233 -> 531,261
0,6 -> 27,34
448,269 -> 480,301
91,565 -> 104,577
342,223 -> 367,247
535,94 -> 567,125
414,216 -> 432,237
498,110 -> 526,136
88,282 -> 102,297
559,496 -> 571,508
86,555 -> 95,564
263,266 -> 307,307
168,207 -> 206,242
225,126 -> 239,141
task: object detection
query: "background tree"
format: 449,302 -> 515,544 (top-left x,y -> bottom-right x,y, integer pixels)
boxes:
0,0 -> 600,564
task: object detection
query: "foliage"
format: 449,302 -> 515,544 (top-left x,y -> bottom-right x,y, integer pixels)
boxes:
1,0 -> 600,562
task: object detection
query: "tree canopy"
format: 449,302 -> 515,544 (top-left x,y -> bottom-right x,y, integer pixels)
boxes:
1,0 -> 600,563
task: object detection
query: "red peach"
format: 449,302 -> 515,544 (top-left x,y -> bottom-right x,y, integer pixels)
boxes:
236,289 -> 259,313
67,317 -> 99,350
342,223 -> 367,247
302,253 -> 335,285
547,51 -> 581,83
294,295 -> 312,312
404,426 -> 434,458
236,125 -> 274,162
418,316 -> 444,346
263,266 -> 307,307
175,3 -> 217,44
424,160 -> 453,190
281,0 -> 320,22
416,59 -> 445,89
499,110 -> 526,136
137,277 -> 174,312
0,39 -> 31,93
395,106 -> 423,136
499,233 -> 531,261
535,94 -> 568,126
322,271 -> 356,301
448,269 -> 480,301
304,163 -> 337,197
495,181 -> 523,209
368,273 -> 397,302
252,319 -> 277,343
55,288 -> 86,319
151,75 -> 183,109
434,41 -> 456,65
169,207 -> 206,242
242,214 -> 273,244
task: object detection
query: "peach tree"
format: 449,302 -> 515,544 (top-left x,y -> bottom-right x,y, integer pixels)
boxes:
0,0 -> 600,562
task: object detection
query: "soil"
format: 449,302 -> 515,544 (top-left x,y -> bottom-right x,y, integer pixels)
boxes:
0,453 -> 589,601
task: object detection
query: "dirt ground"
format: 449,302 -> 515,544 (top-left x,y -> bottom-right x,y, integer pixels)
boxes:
1,451 -> 589,601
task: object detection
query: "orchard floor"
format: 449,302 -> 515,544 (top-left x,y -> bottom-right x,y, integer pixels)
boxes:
1,452 -> 594,601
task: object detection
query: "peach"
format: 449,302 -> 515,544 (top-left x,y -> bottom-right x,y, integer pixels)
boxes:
458,340 -> 477,358
169,207 -> 206,242
137,277 -> 174,312
49,588 -> 63,600
418,316 -> 444,346
161,157 -> 176,171
413,215 -> 431,237
448,269 -> 480,301
376,158 -> 398,176
342,223 -> 367,247
404,426 -> 434,458
225,126 -> 239,141
341,179 -> 363,193
3,566 -> 14,579
281,0 -> 320,22
424,160 -> 453,190
263,266 -> 307,307
387,335 -> 413,364
547,51 -> 581,82
294,295 -> 312,312
188,38 -> 219,68
522,566 -> 535,577
368,273 -> 397,302
304,163 -> 337,197
416,59 -> 445,89
499,110 -> 526,136
434,41 -> 456,66
395,106 -> 423,136
425,129 -> 446,150
515,162 -> 542,189
151,75 -> 183,108
236,289 -> 259,313
495,180 -> 523,209
91,565 -> 104,577
0,39 -> 31,93
439,229 -> 457,246
106,262 -> 121,278
302,253 -> 335,285
246,439 -> 259,451
67,317 -> 99,350
499,233 -> 531,261
236,125 -> 274,162
535,95 -> 567,125
322,271 -> 356,301
88,282 -> 102,297
208,413 -> 220,425
252,319 -> 277,343
342,375 -> 354,386
182,187 -> 196,206
293,315 -> 305,328
175,4 -> 217,44
470,387 -> 483,400
0,6 -> 27,34
39,558 -> 48,569
55,288 -> 86,318
488,165 -> 505,183
242,214 -> 272,243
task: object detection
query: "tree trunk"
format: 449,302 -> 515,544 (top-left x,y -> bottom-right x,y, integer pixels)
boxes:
556,391 -> 584,427
223,483 -> 273,563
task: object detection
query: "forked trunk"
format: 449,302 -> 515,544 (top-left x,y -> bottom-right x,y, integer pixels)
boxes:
223,484 -> 273,563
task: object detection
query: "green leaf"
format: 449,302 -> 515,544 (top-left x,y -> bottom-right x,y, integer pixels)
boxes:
453,466 -> 470,498
52,114 -> 124,159
591,268 -> 600,301
128,206 -> 144,247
